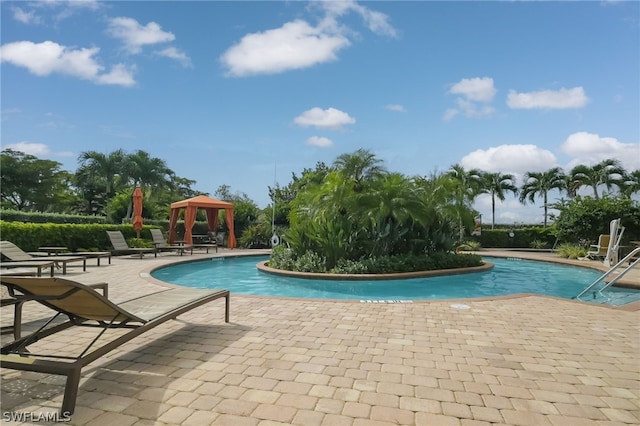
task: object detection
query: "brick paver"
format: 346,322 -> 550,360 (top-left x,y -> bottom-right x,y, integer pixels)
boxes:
1,249 -> 638,425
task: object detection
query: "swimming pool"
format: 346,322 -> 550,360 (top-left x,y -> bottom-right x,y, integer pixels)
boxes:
151,255 -> 640,305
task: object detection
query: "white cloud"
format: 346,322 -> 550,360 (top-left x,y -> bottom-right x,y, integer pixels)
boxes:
0,40 -> 136,87
221,20 -> 350,77
4,142 -> 74,159
13,0 -> 102,24
12,7 -> 41,24
294,107 -> 356,130
449,77 -> 497,102
507,87 -> 588,109
445,77 -> 496,120
221,1 -> 396,77
156,47 -> 192,68
561,131 -> 640,171
0,41 -> 100,77
315,0 -> 398,38
4,142 -> 50,156
305,136 -> 333,147
107,17 -> 176,54
386,104 -> 406,112
442,108 -> 458,121
94,63 -> 136,87
455,98 -> 495,119
461,144 -> 559,184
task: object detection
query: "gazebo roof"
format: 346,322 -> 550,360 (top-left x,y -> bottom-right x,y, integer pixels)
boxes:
170,195 -> 233,209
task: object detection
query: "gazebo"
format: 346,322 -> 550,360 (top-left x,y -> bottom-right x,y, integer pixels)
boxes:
168,195 -> 236,248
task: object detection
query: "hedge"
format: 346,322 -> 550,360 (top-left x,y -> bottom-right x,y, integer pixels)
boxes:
472,227 -> 557,249
0,219 -> 226,252
0,209 -> 107,224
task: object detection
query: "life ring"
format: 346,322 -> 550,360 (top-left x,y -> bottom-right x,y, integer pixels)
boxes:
271,234 -> 280,247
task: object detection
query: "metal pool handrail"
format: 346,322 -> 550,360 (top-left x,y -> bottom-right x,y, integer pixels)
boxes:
574,246 -> 640,301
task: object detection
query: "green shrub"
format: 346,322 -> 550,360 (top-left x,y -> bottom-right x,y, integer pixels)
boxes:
529,239 -> 549,249
0,221 -> 159,251
553,195 -> 640,244
268,248 -> 483,274
556,243 -> 587,259
268,245 -> 296,271
477,227 -> 556,248
457,240 -> 481,251
0,209 -> 107,224
238,223 -> 271,248
293,251 -> 327,273
127,237 -> 153,248
329,259 -> 369,274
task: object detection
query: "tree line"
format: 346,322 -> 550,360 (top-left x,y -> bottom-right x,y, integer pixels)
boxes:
1,147 -> 638,243
270,149 -> 639,230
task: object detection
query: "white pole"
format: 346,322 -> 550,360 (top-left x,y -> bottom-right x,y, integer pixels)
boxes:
271,162 -> 277,235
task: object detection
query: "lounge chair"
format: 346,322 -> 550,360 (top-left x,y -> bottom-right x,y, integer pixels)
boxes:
193,231 -> 218,253
52,251 -> 112,266
1,260 -> 56,277
106,231 -> 156,258
150,229 -> 193,256
0,276 -> 230,415
0,241 -> 86,274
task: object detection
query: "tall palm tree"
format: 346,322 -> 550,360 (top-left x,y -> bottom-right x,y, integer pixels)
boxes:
481,172 -> 518,229
124,150 -> 172,191
77,149 -> 126,198
447,164 -> 483,241
121,150 -> 173,220
519,167 -> 566,227
333,148 -> 386,190
568,159 -> 626,199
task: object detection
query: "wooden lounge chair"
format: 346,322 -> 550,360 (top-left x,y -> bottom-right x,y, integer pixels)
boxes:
150,228 -> 193,256
0,276 -> 230,415
0,241 -> 86,274
106,231 -> 156,258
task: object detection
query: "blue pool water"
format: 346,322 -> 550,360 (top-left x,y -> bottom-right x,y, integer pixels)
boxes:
151,255 -> 640,305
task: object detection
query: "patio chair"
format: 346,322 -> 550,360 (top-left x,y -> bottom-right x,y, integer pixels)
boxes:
0,241 -> 86,274
150,229 -> 193,256
0,276 -> 230,415
106,231 -> 156,258
586,234 -> 610,260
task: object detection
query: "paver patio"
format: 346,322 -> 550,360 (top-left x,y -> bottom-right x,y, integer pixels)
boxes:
1,249 -> 638,425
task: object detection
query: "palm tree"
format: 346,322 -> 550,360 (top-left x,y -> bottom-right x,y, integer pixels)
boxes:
568,159 -> 626,199
333,148 -> 386,190
447,164 -> 483,241
519,167 -> 566,227
77,149 -> 126,198
121,150 -> 173,220
358,173 -> 425,257
481,172 -> 518,229
124,150 -> 172,191
622,170 -> 640,197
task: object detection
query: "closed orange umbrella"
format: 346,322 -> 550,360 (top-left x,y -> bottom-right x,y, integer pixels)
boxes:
132,187 -> 143,238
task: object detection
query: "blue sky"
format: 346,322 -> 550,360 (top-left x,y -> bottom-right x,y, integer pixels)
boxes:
2,0 -> 639,225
